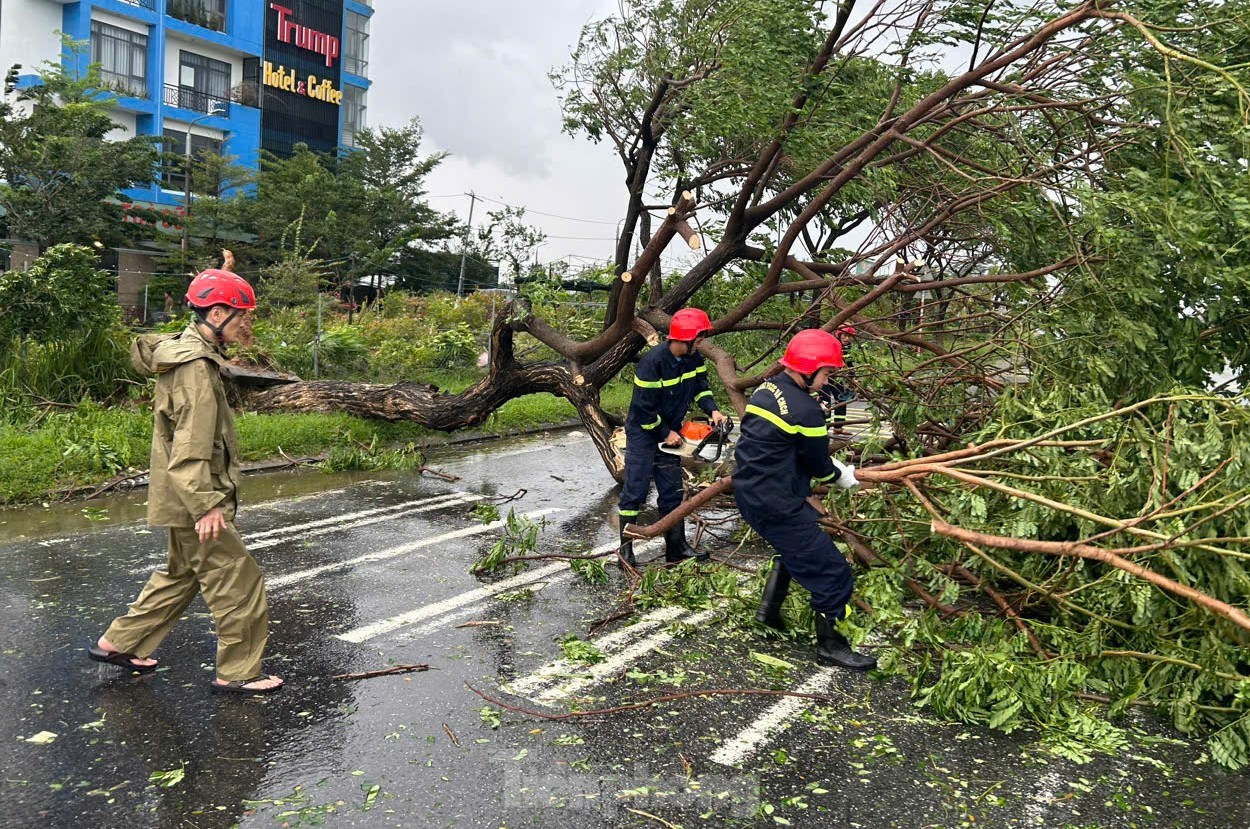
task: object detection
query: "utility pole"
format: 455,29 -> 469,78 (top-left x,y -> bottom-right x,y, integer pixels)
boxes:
456,191 -> 477,298
181,105 -> 223,258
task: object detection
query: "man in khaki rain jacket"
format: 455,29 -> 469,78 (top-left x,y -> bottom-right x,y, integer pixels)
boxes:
90,269 -> 283,694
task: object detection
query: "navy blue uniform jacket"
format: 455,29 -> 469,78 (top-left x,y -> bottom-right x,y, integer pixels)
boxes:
626,345 -> 720,435
733,373 -> 843,520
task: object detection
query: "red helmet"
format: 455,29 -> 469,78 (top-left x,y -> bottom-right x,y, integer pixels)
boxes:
669,308 -> 713,341
836,324 -> 857,337
779,329 -> 844,374
186,269 -> 255,311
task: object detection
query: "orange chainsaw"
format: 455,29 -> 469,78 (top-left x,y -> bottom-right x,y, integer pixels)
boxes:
658,416 -> 735,462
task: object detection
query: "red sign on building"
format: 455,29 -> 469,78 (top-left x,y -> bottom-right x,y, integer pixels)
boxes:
270,3 -> 340,67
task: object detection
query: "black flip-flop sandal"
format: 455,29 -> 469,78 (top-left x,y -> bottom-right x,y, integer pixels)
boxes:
87,643 -> 159,674
210,676 -> 284,695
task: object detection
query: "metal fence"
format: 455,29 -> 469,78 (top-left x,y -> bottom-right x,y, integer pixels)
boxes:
164,84 -> 230,116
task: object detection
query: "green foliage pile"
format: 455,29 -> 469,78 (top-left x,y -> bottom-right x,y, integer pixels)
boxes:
851,389 -> 1250,768
245,292 -> 496,381
473,509 -> 546,574
0,244 -> 135,414
629,386 -> 1250,768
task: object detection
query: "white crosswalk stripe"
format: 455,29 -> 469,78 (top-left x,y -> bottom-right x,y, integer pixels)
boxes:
269,507 -> 560,591
245,491 -> 466,541
709,667 -> 836,766
335,529 -> 643,643
505,601 -> 687,697
529,607 -> 720,705
250,492 -> 483,551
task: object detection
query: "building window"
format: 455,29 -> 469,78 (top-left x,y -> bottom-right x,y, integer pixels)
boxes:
341,85 -> 367,148
90,21 -> 148,97
168,0 -> 227,33
345,11 -> 370,77
168,51 -> 232,114
162,128 -> 224,195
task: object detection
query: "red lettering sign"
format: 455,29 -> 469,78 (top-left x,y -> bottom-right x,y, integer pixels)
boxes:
270,3 -> 340,68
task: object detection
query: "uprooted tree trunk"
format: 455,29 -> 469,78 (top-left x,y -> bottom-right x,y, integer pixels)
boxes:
248,191 -> 709,482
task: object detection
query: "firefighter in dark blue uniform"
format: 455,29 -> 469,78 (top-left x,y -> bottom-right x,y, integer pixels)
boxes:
733,329 -> 876,670
820,325 -> 856,428
618,308 -> 727,566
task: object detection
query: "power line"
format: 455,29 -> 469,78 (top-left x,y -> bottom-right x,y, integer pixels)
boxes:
429,192 -> 621,226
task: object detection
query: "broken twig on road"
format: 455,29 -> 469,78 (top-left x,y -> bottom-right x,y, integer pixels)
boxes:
332,664 -> 430,681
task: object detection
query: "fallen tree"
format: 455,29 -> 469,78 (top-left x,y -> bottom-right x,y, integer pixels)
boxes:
241,1 -> 1250,766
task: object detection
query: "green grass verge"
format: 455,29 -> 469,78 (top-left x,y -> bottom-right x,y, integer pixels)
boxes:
0,381 -> 633,506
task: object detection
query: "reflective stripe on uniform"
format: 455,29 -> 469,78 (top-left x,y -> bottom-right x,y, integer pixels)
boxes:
633,365 -> 707,389
619,509 -> 641,517
694,390 -> 713,402
640,415 -> 663,430
813,470 -> 839,484
744,404 -> 827,437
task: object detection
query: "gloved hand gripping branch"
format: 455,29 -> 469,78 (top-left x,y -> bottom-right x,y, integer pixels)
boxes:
831,459 -> 859,489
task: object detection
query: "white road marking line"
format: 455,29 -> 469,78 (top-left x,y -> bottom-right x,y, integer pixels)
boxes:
126,492 -> 480,574
506,599 -> 685,697
708,667 -> 835,767
249,493 -> 483,551
269,507 -> 560,592
392,570 -> 583,641
251,488 -> 347,510
532,607 -> 719,704
336,533 -> 643,644
246,492 -> 469,541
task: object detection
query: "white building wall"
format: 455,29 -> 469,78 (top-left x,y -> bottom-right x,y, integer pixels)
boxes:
160,119 -> 225,141
0,0 -> 66,79
164,32 -> 243,93
105,108 -> 138,140
91,9 -> 149,37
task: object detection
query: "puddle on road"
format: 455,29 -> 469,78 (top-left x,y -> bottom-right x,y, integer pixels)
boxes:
0,428 -> 585,543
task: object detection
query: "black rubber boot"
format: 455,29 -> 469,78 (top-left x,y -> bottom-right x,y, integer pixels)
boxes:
618,513 -> 637,567
664,519 -> 709,563
814,611 -> 876,671
755,559 -> 792,631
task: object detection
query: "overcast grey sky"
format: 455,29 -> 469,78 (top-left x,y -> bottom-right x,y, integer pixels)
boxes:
369,0 -> 653,270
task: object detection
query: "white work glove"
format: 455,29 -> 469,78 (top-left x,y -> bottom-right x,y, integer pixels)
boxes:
831,459 -> 859,489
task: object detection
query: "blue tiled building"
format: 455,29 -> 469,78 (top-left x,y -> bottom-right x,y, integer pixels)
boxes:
1,0 -> 373,214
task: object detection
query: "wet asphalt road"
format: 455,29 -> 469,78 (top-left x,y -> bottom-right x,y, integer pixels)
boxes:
0,428 -> 1245,829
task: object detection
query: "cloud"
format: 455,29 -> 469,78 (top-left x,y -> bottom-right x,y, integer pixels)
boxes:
369,0 -> 608,177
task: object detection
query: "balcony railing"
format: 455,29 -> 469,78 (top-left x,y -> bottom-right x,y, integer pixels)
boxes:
164,84 -> 229,116
117,0 -> 157,10
167,0 -> 226,32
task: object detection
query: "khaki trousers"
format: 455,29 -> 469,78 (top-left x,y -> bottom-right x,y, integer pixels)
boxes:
104,522 -> 270,682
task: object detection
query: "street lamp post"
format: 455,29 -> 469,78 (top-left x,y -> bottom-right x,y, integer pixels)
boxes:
181,104 -> 224,257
